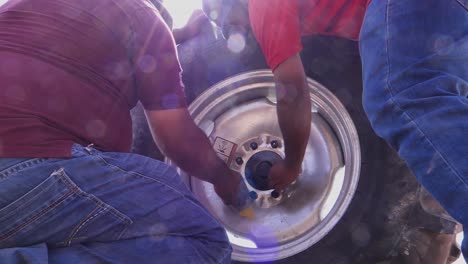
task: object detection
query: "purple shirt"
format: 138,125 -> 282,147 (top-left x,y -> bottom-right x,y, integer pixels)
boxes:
0,0 -> 186,157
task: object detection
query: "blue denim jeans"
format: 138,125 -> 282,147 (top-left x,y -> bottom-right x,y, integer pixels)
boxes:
360,0 -> 468,258
0,144 -> 232,263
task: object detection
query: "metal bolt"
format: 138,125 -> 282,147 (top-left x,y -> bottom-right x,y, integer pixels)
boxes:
250,142 -> 258,150
271,190 -> 280,198
249,191 -> 258,200
235,157 -> 244,165
271,140 -> 279,148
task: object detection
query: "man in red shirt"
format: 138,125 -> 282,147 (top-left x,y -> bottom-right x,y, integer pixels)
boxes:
202,0 -> 468,259
0,0 -> 246,262
202,0 -> 367,190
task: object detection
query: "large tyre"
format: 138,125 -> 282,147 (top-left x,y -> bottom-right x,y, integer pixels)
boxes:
131,24 -> 460,263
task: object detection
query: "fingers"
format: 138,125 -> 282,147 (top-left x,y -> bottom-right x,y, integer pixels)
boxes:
268,165 -> 287,190
268,165 -> 298,191
268,175 -> 281,190
215,172 -> 245,207
271,182 -> 287,192
188,10 -> 209,27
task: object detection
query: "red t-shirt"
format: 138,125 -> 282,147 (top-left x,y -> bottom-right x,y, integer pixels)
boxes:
249,0 -> 369,70
0,0 -> 186,157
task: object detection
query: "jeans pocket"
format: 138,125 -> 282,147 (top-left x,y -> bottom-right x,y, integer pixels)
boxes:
0,168 -> 132,248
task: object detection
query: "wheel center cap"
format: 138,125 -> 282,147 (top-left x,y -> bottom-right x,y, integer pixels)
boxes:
245,151 -> 282,191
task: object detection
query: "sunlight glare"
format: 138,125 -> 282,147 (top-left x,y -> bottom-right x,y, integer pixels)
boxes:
453,232 -> 466,264
163,0 -> 203,29
227,231 -> 258,249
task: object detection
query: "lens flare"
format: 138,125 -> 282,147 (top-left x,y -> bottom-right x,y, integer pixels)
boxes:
227,33 -> 246,54
209,10 -> 219,21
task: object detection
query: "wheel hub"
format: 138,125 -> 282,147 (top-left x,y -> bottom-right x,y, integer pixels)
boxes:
166,70 -> 361,262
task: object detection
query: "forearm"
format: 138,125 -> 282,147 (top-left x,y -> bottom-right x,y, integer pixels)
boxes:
146,109 -> 229,185
172,28 -> 190,44
165,123 -> 228,184
273,54 -> 311,171
276,82 -> 311,170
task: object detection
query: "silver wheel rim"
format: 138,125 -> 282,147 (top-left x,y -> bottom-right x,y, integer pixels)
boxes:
167,70 -> 361,262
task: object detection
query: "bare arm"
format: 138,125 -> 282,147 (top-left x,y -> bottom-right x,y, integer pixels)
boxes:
269,54 -> 311,190
145,108 -> 241,204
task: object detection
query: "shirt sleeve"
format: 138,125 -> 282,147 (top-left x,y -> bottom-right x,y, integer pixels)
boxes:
248,0 -> 303,70
130,6 -> 187,110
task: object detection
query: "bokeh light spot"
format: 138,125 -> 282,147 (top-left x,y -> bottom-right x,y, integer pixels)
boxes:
227,33 -> 246,54
209,10 -> 219,21
431,34 -> 454,54
162,93 -> 181,109
150,223 -> 169,242
351,223 -> 371,247
106,61 -> 133,80
138,55 -> 157,73
86,120 -> 107,138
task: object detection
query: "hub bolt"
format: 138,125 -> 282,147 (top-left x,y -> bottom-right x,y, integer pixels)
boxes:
250,142 -> 258,150
271,190 -> 280,198
271,140 -> 279,148
249,191 -> 258,200
235,157 -> 244,165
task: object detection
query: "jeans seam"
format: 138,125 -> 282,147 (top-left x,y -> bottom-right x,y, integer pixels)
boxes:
0,172 -> 78,241
57,165 -> 133,225
390,37 -> 468,91
115,222 -> 128,240
218,245 -> 232,264
383,0 -> 468,187
66,206 -> 105,246
0,168 -> 71,222
455,0 -> 468,10
0,158 -> 48,180
81,193 -> 133,225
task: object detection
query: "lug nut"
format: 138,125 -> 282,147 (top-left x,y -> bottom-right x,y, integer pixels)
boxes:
249,191 -> 258,200
250,142 -> 258,150
235,157 -> 244,165
271,140 -> 279,148
271,190 -> 280,198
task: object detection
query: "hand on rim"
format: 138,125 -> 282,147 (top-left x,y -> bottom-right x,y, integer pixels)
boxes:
268,160 -> 301,192
213,170 -> 252,210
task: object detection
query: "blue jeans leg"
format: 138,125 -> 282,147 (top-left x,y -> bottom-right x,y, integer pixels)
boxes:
360,0 -> 468,258
0,145 -> 232,263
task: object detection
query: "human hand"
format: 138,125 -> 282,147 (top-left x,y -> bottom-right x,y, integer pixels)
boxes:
268,160 -> 302,191
213,170 -> 252,210
213,170 -> 241,205
186,10 -> 209,30
173,10 -> 209,44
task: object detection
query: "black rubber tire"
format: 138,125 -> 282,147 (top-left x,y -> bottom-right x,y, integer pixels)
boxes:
172,26 -> 392,263
130,23 -> 458,263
